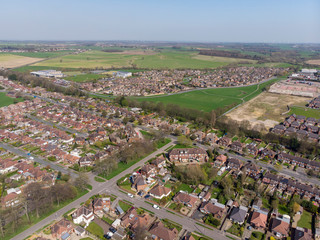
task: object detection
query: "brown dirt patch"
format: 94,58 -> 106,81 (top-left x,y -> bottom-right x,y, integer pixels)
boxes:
306,59 -> 320,65
226,92 -> 311,129
0,55 -> 42,68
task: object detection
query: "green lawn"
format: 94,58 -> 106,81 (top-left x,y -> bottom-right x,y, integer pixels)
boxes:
177,183 -> 194,193
86,222 -> 104,239
64,73 -> 104,82
6,51 -> 73,58
250,231 -> 265,240
298,210 -> 312,229
118,200 -> 132,212
0,92 -> 24,107
94,176 -> 106,182
2,189 -> 88,240
289,106 -> 320,119
156,138 -> 171,148
134,77 -> 284,113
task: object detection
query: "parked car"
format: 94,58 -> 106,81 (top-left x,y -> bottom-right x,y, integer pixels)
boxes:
109,227 -> 117,233
153,204 -> 160,210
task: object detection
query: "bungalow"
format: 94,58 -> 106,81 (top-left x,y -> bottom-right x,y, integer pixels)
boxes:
140,164 -> 157,178
205,133 -> 218,145
292,227 -> 313,240
199,201 -> 226,219
260,148 -> 276,159
72,206 -> 94,228
148,184 -> 171,199
173,191 -> 198,208
1,192 -> 19,208
151,156 -> 166,168
270,216 -> 290,238
249,209 -> 268,230
229,206 -> 248,224
149,221 -> 178,240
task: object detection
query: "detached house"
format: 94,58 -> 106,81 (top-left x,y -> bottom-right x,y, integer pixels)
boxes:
149,221 -> 178,240
227,158 -> 243,170
51,219 -> 73,240
270,216 -> 290,238
148,184 -> 171,199
173,191 -> 198,208
214,154 -> 227,167
230,141 -> 243,152
229,206 -> 248,224
72,206 -> 94,228
199,201 -> 226,219
218,136 -> 231,147
249,209 -> 268,230
92,197 -> 111,216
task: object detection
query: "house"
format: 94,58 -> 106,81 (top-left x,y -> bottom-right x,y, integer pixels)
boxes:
51,219 -> 73,240
247,143 -> 258,156
151,156 -> 166,168
292,227 -> 313,240
74,226 -> 86,237
121,208 -> 153,231
215,154 -> 227,167
132,175 -> 148,192
272,125 -> 286,135
218,136 -> 231,147
229,206 -> 248,224
227,158 -> 243,170
1,192 -> 19,208
230,141 -> 243,152
169,148 -> 208,163
262,172 -> 280,186
260,148 -> 276,159
140,164 -> 157,177
199,201 -> 226,219
244,162 -> 260,177
72,206 -> 94,227
270,215 -> 290,238
205,133 -> 218,144
249,209 -> 268,230
149,221 -> 178,240
92,197 -> 111,216
148,184 -> 171,199
173,191 -> 198,208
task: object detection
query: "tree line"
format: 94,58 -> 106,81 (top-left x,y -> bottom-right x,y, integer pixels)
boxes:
0,70 -> 87,97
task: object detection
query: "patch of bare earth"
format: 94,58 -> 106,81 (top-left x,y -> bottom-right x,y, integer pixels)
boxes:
226,92 -> 311,129
0,57 -> 42,68
306,59 -> 320,65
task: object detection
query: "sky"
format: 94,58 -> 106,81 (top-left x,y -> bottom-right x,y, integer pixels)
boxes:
0,0 -> 319,43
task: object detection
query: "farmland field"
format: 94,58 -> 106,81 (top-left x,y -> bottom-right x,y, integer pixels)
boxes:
0,92 -> 24,107
227,92 -> 311,129
30,50 -> 258,70
6,51 -> 73,58
0,54 -> 42,68
134,77 -> 284,113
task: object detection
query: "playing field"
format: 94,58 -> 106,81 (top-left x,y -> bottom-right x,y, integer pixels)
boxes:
288,106 -> 320,119
306,59 -> 320,66
0,92 -> 24,107
30,50 -> 257,69
227,92 -> 311,129
0,54 -> 42,68
134,77 -> 282,112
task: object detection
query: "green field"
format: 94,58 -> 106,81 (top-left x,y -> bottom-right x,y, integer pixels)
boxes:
30,50 -> 257,70
64,73 -> 105,82
134,77 -> 283,112
289,106 -> 320,119
0,92 -> 23,107
2,51 -> 73,59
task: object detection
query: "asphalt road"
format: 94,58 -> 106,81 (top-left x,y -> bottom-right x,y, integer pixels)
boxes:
26,114 -> 88,138
0,142 -> 78,179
